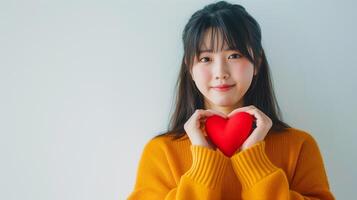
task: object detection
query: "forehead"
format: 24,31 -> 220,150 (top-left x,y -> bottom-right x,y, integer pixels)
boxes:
199,27 -> 231,52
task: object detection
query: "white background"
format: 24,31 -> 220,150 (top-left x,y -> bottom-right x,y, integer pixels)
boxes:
1,0 -> 356,199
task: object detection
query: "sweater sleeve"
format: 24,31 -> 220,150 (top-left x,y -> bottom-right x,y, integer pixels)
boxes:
127,138 -> 230,200
230,137 -> 335,200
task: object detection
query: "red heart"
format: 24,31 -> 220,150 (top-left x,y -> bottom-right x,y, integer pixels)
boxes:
205,112 -> 254,157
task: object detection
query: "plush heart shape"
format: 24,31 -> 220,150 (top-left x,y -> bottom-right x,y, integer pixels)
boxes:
205,112 -> 255,157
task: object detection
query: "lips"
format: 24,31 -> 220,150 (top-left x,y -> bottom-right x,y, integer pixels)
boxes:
212,84 -> 235,89
212,85 -> 234,92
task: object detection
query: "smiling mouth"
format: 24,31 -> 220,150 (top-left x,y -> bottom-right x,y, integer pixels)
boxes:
212,85 -> 234,92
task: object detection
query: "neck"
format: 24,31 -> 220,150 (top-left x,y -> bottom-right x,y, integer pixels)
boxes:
204,99 -> 244,116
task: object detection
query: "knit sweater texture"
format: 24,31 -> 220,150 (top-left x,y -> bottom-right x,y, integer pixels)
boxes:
127,127 -> 335,199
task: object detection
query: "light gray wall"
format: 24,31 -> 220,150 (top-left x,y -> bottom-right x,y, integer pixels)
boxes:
1,0 -> 355,199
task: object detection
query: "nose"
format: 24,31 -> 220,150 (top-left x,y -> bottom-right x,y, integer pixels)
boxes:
214,61 -> 230,80
215,74 -> 229,80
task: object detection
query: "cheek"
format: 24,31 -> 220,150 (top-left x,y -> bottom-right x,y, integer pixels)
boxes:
192,67 -> 211,82
232,60 -> 254,79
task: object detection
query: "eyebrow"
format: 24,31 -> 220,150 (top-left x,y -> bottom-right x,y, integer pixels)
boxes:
198,47 -> 237,54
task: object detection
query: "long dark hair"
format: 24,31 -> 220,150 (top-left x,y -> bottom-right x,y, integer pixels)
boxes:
155,1 -> 291,140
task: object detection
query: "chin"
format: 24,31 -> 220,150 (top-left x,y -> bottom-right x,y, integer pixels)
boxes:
212,99 -> 235,106
211,95 -> 242,106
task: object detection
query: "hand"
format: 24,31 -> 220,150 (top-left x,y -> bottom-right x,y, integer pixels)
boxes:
228,105 -> 273,152
184,109 -> 227,150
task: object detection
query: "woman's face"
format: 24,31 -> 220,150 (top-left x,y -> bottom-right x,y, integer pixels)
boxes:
190,29 -> 256,114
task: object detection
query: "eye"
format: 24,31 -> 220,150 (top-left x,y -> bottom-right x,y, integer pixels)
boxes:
228,53 -> 242,59
199,57 -> 210,63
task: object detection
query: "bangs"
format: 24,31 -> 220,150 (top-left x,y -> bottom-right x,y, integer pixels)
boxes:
184,13 -> 257,68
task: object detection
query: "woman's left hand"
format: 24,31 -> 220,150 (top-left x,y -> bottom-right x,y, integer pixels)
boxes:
227,105 -> 273,152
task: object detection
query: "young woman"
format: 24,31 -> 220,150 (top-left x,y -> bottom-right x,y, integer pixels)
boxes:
127,1 -> 335,199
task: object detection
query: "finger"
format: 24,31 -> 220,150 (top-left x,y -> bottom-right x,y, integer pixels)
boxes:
195,109 -> 218,118
205,109 -> 227,118
244,109 -> 265,125
227,106 -> 251,117
193,109 -> 207,119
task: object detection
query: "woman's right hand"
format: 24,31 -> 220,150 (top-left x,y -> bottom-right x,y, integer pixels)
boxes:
183,109 -> 227,150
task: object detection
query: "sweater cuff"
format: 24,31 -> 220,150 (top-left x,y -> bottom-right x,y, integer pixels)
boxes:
231,141 -> 278,190
183,145 -> 230,189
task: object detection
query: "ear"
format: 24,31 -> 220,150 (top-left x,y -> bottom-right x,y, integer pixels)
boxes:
191,71 -> 195,82
184,57 -> 194,81
188,66 -> 195,82
254,56 -> 262,76
253,67 -> 258,76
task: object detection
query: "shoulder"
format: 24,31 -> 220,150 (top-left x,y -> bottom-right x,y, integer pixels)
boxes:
271,127 -> 317,139
142,135 -> 169,152
141,133 -> 186,154
267,127 -> 320,148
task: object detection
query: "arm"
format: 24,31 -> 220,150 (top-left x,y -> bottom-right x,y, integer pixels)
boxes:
127,139 -> 230,199
230,138 -> 335,200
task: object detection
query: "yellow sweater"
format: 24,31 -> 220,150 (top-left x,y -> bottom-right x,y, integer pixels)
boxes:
127,127 -> 335,199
